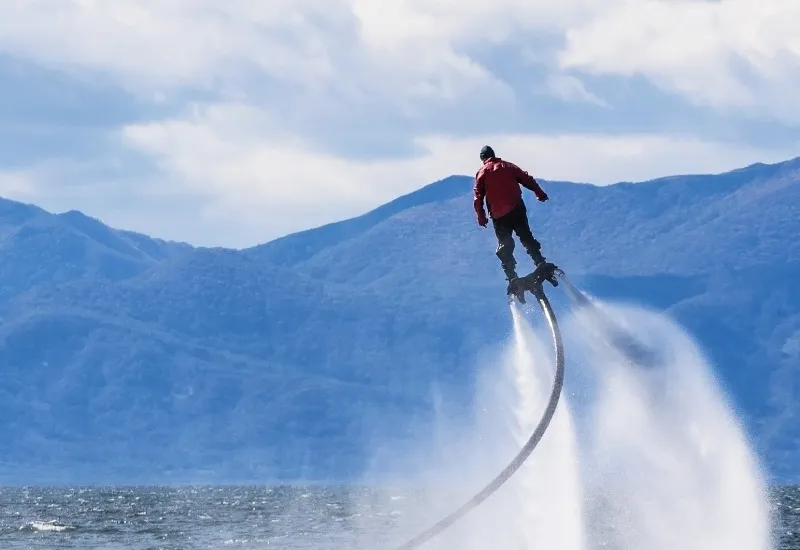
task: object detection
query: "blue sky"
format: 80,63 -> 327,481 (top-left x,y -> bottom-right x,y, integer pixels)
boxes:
0,0 -> 798,248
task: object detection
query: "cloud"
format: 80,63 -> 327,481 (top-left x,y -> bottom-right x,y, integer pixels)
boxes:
559,0 -> 800,121
0,0 -> 799,247
0,170 -> 38,198
113,102 -> 799,247
3,1 -> 797,110
0,0 -> 346,91
3,1 -> 799,125
424,133 -> 799,185
541,75 -> 608,107
0,0 -> 512,108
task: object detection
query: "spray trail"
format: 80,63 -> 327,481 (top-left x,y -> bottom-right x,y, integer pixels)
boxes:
356,299 -> 584,549
418,302 -> 586,549
500,303 -> 587,550
568,299 -> 774,550
347,284 -> 773,550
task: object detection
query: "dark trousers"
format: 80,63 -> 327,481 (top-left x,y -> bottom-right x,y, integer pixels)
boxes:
492,201 -> 544,278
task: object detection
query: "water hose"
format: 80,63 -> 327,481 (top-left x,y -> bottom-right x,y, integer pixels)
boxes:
394,284 -> 565,549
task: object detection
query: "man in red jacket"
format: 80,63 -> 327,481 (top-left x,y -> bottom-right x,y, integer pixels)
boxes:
473,145 -> 550,285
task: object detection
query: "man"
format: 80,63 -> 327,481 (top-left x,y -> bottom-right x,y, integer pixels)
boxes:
473,145 -> 550,284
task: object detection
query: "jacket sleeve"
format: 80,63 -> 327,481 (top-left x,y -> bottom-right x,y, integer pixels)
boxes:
511,163 -> 548,200
473,169 -> 488,223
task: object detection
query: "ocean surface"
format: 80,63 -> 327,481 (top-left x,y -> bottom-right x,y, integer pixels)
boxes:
0,485 -> 797,549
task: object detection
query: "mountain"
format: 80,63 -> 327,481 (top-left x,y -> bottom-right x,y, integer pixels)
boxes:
0,157 -> 798,484
246,174 -> 471,267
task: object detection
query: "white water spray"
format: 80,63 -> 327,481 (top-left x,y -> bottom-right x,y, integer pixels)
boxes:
567,298 -> 775,550
343,294 -> 775,550
350,302 -> 588,549
445,303 -> 587,550
496,303 -> 587,550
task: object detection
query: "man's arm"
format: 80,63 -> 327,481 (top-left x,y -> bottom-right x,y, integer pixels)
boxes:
473,169 -> 488,226
510,163 -> 549,202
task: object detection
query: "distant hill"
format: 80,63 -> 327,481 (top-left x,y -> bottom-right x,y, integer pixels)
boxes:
0,157 -> 797,483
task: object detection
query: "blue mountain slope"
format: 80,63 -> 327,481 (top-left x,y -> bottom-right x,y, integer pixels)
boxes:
0,248 -> 493,482
0,157 -> 798,483
244,175 -> 473,267
0,198 -> 191,304
285,159 -> 800,479
294,163 -> 799,287
265,157 -> 799,278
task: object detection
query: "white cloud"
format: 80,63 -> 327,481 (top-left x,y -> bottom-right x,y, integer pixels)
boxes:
542,74 -> 608,107
0,0 -> 347,90
559,0 -> 800,121
2,0 -> 798,112
404,133 -> 799,188
2,100 -> 794,247
0,170 -> 38,199
113,102 -> 799,246
1,0 -> 800,247
349,0 -> 597,48
2,0 -> 799,120
0,0 -> 514,108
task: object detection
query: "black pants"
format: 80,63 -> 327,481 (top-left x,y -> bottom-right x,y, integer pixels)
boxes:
492,201 -> 544,278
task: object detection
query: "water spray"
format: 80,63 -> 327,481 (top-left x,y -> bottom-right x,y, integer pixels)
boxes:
393,274 -> 566,549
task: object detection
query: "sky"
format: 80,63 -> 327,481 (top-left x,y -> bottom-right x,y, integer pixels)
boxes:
0,0 -> 799,248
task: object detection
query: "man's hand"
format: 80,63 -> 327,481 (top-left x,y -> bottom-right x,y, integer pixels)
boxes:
537,192 -> 549,202
478,214 -> 488,227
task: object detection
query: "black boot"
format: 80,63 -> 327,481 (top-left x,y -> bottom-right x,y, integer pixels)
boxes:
502,263 -> 518,282
503,264 -> 526,303
530,251 -> 559,287
529,248 -> 546,267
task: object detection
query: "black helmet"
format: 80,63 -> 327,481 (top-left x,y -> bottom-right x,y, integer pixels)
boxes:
480,145 -> 495,161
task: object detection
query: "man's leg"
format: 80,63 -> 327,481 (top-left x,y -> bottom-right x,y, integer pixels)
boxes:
511,201 -> 547,266
493,213 -> 518,281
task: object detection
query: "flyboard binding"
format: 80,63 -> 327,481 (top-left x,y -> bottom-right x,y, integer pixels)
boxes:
507,261 -> 561,304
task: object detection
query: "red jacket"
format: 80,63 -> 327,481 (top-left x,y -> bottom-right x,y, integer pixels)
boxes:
473,157 -> 547,223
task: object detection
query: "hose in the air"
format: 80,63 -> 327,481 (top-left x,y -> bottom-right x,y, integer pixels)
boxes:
394,286 -> 565,549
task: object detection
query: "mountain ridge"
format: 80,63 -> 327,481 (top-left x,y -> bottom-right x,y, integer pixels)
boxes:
0,155 -> 797,483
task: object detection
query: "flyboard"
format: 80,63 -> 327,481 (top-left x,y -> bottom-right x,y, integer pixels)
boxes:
393,261 -> 566,550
